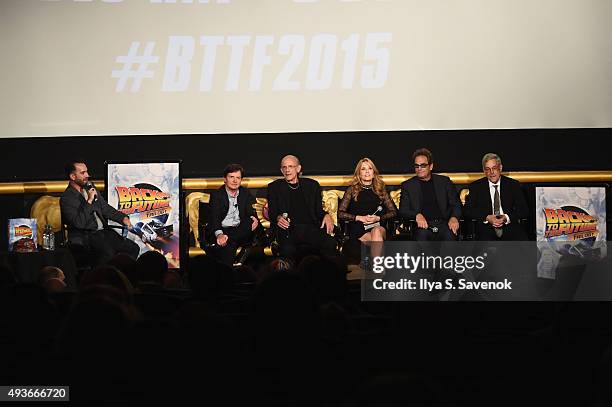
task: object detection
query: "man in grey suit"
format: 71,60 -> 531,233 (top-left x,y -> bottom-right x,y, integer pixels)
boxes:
399,148 -> 462,241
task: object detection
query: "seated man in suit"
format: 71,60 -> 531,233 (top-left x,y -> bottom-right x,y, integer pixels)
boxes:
399,148 -> 462,241
464,153 -> 529,241
205,164 -> 259,266
60,160 -> 140,266
267,155 -> 337,260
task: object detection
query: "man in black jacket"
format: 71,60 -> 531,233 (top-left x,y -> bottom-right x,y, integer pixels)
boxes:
204,164 -> 259,266
60,160 -> 140,266
464,153 -> 529,241
399,148 -> 462,241
267,155 -> 336,260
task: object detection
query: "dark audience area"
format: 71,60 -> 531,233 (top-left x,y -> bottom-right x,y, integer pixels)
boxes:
1,253 -> 611,406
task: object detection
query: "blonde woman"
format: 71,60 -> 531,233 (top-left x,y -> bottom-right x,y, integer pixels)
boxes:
338,158 -> 397,243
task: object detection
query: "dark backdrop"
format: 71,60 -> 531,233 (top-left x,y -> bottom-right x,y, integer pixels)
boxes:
1,127 -> 610,181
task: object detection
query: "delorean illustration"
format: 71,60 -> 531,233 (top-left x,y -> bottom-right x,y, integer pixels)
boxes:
133,218 -> 173,243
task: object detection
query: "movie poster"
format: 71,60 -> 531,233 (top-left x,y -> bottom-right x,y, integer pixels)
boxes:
7,218 -> 37,252
106,162 -> 181,269
536,187 -> 606,279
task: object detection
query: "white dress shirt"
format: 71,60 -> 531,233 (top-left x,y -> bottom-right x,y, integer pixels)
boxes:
215,189 -> 241,237
488,180 -> 511,224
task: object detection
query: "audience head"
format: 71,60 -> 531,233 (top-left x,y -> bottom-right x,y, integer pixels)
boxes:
297,255 -> 347,304
249,272 -> 320,347
162,270 -> 183,289
58,286 -> 131,363
256,257 -> 293,282
80,264 -> 134,298
39,266 -> 66,293
39,266 -> 65,285
107,253 -> 137,286
187,255 -> 234,299
134,250 -> 168,286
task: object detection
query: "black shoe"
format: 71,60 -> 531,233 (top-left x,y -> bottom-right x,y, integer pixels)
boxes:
234,247 -> 251,266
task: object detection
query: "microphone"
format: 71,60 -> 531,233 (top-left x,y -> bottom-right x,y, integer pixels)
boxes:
364,206 -> 383,231
371,205 -> 383,216
282,212 -> 289,238
84,181 -> 97,202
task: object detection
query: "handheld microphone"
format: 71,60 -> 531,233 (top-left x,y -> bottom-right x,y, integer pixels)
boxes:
282,212 -> 289,238
364,206 -> 383,231
84,181 -> 97,202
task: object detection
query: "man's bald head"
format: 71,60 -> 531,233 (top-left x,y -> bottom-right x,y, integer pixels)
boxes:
39,266 -> 65,285
281,155 -> 300,167
280,155 -> 301,183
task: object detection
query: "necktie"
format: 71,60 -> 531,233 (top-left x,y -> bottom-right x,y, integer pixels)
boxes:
493,185 -> 503,238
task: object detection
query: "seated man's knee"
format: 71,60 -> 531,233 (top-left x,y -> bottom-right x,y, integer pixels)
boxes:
440,227 -> 457,241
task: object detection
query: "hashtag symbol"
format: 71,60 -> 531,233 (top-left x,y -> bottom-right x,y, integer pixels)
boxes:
111,42 -> 159,93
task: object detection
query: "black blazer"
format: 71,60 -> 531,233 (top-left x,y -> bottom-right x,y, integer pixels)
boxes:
463,175 -> 528,223
399,174 -> 462,221
60,185 -> 127,245
267,177 -> 326,230
205,185 -> 256,238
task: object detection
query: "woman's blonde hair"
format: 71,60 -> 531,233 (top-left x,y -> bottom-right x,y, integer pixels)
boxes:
349,158 -> 386,201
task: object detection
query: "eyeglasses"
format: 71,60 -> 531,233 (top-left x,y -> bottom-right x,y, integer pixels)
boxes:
484,166 -> 500,173
281,165 -> 297,171
414,163 -> 430,169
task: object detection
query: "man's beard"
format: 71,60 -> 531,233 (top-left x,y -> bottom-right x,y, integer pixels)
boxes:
74,178 -> 88,188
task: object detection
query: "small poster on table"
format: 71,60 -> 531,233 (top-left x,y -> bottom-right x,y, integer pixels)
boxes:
8,218 -> 38,252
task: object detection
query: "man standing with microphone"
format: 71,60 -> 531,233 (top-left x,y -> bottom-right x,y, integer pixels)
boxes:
60,160 -> 140,266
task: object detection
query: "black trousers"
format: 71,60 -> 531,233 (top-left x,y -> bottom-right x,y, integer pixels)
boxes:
277,223 -> 337,260
207,222 -> 254,266
413,220 -> 458,242
474,222 -> 528,241
85,229 -> 140,266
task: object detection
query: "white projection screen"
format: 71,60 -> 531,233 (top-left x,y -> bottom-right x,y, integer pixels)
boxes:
1,0 -> 611,138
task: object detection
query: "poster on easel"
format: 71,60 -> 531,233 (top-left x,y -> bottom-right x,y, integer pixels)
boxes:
106,161 -> 182,269
535,186 -> 606,279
